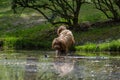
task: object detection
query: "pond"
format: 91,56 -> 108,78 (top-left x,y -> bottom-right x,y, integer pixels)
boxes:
0,51 -> 120,80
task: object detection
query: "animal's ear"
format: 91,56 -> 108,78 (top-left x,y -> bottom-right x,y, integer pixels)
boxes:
52,39 -> 56,49
57,28 -> 62,36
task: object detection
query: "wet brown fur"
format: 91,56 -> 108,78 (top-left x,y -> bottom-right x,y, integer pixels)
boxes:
52,25 -> 75,56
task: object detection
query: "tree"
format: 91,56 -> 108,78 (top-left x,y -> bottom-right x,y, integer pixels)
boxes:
12,0 -> 88,28
92,0 -> 120,21
114,0 -> 120,9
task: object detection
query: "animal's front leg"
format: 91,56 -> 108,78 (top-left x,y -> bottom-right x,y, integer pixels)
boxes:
65,48 -> 68,55
55,50 -> 58,57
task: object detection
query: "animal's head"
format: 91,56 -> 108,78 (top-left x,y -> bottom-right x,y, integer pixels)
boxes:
52,38 -> 61,50
52,38 -> 66,50
57,25 -> 66,35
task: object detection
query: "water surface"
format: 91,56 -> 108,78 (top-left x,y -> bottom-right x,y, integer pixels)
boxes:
0,51 -> 120,80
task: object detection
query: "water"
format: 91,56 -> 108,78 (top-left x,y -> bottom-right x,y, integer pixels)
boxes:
0,51 -> 120,80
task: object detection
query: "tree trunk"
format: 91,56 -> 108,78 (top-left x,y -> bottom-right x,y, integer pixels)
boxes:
72,0 -> 82,29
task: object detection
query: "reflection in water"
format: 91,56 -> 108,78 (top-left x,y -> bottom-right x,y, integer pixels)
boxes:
0,52 -> 120,80
24,56 -> 38,80
53,57 -> 75,77
109,58 -> 120,80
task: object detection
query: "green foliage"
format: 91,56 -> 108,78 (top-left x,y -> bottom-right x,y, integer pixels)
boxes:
76,43 -> 96,52
76,39 -> 120,52
109,40 -> 120,51
74,24 -> 120,45
80,4 -> 107,22
0,0 -> 120,51
15,38 -> 52,50
0,37 -> 53,50
11,0 -> 85,26
99,40 -> 120,51
0,37 -> 18,50
92,0 -> 120,20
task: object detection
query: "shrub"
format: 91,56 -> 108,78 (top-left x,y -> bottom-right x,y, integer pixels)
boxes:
0,37 -> 19,50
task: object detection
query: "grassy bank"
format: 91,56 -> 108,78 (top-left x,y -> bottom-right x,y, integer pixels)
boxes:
74,23 -> 120,52
0,24 -> 56,50
75,39 -> 120,52
0,0 -> 120,52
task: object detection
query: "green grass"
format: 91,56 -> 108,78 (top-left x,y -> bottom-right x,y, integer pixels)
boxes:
75,39 -> 120,52
0,0 -> 120,52
74,24 -> 120,44
80,3 -> 108,22
75,51 -> 111,57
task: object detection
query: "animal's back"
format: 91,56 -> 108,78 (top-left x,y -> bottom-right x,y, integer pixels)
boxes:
60,30 -> 74,48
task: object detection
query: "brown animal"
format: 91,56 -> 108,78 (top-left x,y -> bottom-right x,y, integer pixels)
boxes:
52,25 -> 75,56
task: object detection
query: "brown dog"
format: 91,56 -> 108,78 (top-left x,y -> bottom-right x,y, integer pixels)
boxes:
52,25 -> 75,56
